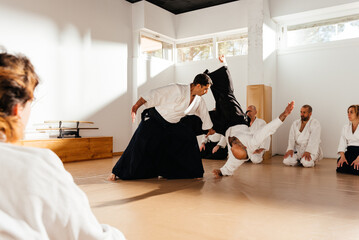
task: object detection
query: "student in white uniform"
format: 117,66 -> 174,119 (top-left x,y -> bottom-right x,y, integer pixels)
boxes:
283,105 -> 323,168
109,74 -> 214,180
337,105 -> 359,175
199,133 -> 228,159
212,101 -> 295,178
246,105 -> 270,164
0,52 -> 125,239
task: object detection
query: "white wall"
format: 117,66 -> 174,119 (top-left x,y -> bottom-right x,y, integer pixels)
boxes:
144,1 -> 176,39
274,40 -> 359,157
132,1 -> 176,39
175,1 -> 248,39
270,0 -> 359,18
0,0 -> 133,152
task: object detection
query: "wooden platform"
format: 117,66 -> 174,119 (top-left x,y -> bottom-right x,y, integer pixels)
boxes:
18,137 -> 113,162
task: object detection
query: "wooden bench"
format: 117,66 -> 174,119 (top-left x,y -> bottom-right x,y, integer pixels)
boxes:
18,137 -> 113,163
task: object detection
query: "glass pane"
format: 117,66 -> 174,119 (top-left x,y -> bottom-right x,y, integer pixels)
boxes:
177,44 -> 213,63
217,38 -> 248,57
287,18 -> 359,47
141,35 -> 173,61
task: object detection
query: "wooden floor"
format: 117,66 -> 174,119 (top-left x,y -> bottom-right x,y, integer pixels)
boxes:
64,156 -> 359,240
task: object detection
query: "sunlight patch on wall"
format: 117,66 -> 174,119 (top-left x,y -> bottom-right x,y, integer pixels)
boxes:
136,57 -> 173,88
150,58 -> 173,78
263,24 -> 276,60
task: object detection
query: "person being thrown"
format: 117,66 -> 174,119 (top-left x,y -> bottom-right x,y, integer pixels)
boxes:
205,56 -> 295,178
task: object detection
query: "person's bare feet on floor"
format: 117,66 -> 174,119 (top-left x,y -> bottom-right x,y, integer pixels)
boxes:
212,169 -> 223,179
107,173 -> 116,181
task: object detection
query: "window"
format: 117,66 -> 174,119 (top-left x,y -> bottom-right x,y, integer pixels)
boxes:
286,15 -> 359,47
176,39 -> 213,63
140,35 -> 173,61
217,33 -> 248,57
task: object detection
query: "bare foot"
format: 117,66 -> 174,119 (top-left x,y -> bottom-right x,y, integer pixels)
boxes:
212,169 -> 223,179
279,101 -> 295,122
107,173 -> 116,181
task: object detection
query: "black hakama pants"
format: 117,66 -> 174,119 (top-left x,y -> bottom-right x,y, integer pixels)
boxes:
205,66 -> 249,135
112,108 -> 204,180
336,146 -> 359,175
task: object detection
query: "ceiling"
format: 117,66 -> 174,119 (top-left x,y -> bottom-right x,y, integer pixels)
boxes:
126,0 -> 239,15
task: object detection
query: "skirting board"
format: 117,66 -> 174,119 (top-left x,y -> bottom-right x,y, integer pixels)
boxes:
18,137 -> 113,163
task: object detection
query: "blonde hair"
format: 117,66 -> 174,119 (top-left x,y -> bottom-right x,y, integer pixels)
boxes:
0,52 -> 39,142
348,105 -> 359,118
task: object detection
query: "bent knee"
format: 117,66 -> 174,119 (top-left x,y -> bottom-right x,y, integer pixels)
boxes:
283,157 -> 298,166
300,158 -> 315,168
250,156 -> 263,164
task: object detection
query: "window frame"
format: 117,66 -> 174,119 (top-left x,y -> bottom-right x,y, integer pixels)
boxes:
140,31 -> 175,62
276,7 -> 359,51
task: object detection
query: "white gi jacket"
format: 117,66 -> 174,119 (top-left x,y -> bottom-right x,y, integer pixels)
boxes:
201,133 -> 226,146
249,118 -> 270,151
286,118 -> 322,159
337,123 -> 359,153
220,118 -> 283,176
142,84 -> 213,130
0,143 -> 125,240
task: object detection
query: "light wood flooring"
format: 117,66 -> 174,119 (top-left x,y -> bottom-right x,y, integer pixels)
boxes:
64,156 -> 359,240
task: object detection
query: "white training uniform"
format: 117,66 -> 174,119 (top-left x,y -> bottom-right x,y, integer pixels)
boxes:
248,118 -> 270,164
337,123 -> 359,153
142,84 -> 213,130
283,118 -> 323,167
0,143 -> 126,240
201,133 -> 226,146
218,118 -> 283,176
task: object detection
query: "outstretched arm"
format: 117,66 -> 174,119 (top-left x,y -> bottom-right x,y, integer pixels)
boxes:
131,97 -> 147,123
250,101 -> 294,151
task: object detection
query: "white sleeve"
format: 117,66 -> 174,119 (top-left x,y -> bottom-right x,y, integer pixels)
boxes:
195,98 -> 213,130
286,122 -> 296,151
141,84 -> 180,108
217,135 -> 227,148
337,125 -> 348,153
43,151 -> 126,240
305,120 -> 321,154
249,118 -> 282,151
201,135 -> 209,144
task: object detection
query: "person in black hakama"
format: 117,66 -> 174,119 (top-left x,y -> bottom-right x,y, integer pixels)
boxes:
337,105 -> 359,175
108,74 -> 215,180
